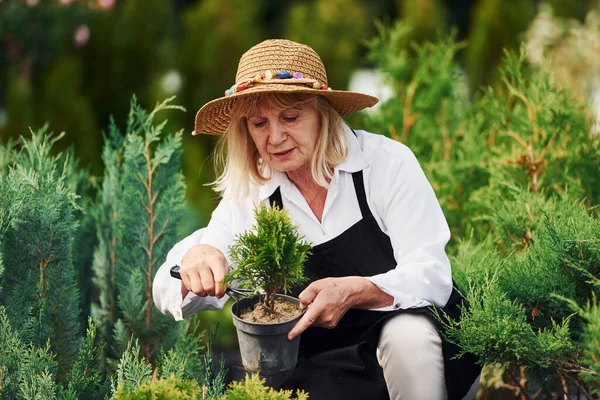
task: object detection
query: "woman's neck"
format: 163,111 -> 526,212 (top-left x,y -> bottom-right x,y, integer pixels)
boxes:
286,168 -> 330,222
286,167 -> 323,193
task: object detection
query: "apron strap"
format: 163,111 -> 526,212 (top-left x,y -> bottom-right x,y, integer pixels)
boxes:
351,170 -> 372,220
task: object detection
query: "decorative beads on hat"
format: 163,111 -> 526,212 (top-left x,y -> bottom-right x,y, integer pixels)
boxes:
224,69 -> 333,96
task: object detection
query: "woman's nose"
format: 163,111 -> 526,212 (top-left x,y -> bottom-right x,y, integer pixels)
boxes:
268,122 -> 287,145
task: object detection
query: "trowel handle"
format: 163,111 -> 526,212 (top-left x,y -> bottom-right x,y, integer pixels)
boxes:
170,265 -> 181,280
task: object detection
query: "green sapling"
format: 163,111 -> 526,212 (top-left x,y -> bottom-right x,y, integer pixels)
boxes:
226,203 -> 311,312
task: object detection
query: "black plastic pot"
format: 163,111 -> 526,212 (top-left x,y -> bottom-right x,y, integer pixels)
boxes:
231,294 -> 304,375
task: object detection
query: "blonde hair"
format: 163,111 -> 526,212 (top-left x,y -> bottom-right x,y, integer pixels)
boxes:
213,93 -> 348,200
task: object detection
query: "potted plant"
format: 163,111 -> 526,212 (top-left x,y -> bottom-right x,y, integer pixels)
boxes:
226,203 -> 311,375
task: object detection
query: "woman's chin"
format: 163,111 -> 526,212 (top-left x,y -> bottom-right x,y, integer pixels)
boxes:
270,160 -> 307,175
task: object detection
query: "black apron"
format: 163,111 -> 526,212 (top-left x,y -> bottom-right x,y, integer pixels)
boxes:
268,170 -> 481,400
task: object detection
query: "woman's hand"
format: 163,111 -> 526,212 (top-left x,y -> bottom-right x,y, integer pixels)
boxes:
287,277 -> 393,340
179,244 -> 230,300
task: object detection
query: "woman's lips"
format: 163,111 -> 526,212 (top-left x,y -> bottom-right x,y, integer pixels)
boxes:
272,148 -> 295,160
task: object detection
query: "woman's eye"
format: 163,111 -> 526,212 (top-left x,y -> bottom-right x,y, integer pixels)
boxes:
283,116 -> 297,122
253,121 -> 267,128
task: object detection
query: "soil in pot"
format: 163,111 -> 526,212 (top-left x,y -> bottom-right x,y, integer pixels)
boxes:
240,298 -> 302,323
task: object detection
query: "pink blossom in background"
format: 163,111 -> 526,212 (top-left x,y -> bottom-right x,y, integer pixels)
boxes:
98,0 -> 114,10
59,0 -> 75,5
25,0 -> 39,6
73,25 -> 90,47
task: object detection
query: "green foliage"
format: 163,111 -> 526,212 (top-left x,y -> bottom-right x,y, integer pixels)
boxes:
575,296 -> 600,394
116,326 -> 228,399
477,49 -> 594,200
61,318 -> 110,400
114,339 -> 153,394
439,276 -> 574,367
227,204 -> 311,310
91,96 -> 187,370
219,374 -> 308,400
157,324 -> 226,398
398,0 -> 448,44
450,234 -> 500,294
0,305 -> 27,398
200,325 -> 227,398
0,97 -> 231,398
0,306 -> 60,400
19,369 -> 57,400
157,326 -> 205,386
495,191 -> 600,323
465,0 -> 536,90
113,375 -> 201,400
0,129 -> 82,380
0,314 -> 108,400
285,0 -> 372,90
365,23 -> 488,240
91,117 -> 125,373
367,21 -> 600,396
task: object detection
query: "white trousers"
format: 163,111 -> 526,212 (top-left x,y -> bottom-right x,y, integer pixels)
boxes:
376,313 -> 480,400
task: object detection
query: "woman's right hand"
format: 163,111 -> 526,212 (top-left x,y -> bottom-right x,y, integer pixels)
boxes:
179,244 -> 230,299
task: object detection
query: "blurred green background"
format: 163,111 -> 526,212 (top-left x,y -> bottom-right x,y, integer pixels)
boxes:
2,0 -> 597,233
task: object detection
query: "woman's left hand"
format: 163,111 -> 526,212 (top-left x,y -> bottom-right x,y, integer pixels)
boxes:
288,276 -> 393,340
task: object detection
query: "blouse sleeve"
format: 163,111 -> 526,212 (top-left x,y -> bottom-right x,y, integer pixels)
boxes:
152,197 -> 237,321
365,144 -> 453,311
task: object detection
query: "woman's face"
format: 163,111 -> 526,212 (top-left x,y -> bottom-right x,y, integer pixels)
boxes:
246,103 -> 320,176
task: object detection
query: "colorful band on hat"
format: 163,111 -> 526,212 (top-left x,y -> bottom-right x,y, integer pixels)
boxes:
225,69 -> 332,96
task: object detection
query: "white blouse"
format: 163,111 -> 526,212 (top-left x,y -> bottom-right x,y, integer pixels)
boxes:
153,127 -> 453,321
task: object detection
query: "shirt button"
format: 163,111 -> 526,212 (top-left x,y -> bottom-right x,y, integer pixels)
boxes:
411,296 -> 417,302
393,303 -> 401,310
321,228 -> 326,235
176,310 -> 182,319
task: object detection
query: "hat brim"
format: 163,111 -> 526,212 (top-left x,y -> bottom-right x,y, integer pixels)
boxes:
193,84 -> 379,135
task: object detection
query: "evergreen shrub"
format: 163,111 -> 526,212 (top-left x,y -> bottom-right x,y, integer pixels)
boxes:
226,204 -> 311,311
365,21 -> 600,397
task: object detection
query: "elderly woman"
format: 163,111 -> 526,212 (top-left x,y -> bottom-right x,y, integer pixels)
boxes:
153,39 -> 480,400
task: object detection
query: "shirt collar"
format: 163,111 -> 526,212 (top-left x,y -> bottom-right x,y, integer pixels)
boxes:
257,124 -> 370,201
335,125 -> 369,173
258,169 -> 288,202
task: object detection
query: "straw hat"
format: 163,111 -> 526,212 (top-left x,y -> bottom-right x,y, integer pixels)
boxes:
193,39 -> 379,135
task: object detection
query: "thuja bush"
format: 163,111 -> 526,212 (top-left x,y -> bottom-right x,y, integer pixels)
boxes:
218,374 -> 308,400
226,204 -> 311,311
366,22 -> 600,398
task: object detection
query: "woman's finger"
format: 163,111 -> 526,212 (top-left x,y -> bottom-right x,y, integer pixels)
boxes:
199,265 -> 216,296
189,271 -> 207,297
298,281 -> 322,306
288,303 -> 320,340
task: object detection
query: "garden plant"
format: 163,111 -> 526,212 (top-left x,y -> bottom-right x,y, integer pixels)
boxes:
226,203 -> 311,319
225,204 -> 312,376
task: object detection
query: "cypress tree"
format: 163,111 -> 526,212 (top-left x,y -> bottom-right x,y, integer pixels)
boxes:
91,117 -> 125,373
0,129 -> 82,380
0,132 -> 107,399
92,96 -> 188,369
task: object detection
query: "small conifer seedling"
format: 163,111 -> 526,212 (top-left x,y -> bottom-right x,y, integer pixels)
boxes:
226,204 -> 311,312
